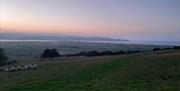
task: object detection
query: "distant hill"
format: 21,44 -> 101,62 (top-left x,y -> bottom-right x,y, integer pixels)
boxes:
0,32 -> 129,41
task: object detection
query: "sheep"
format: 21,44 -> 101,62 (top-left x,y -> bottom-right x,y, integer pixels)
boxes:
3,64 -> 39,72
9,67 -> 17,71
30,64 -> 38,69
4,68 -> 9,72
17,65 -> 23,70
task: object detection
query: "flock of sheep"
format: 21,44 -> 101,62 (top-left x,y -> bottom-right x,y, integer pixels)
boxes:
3,64 -> 38,72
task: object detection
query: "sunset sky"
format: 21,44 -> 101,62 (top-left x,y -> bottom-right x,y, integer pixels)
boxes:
0,0 -> 180,41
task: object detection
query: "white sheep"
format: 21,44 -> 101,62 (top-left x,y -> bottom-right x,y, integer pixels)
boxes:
4,68 -> 9,72
3,64 -> 39,72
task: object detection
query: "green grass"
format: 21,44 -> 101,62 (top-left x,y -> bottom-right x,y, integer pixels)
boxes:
0,50 -> 180,91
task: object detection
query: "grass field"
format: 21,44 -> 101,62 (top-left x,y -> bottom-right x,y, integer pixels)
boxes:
0,41 -> 168,60
0,49 -> 180,91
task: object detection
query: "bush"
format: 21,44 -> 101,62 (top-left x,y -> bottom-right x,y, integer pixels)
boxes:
79,51 -> 87,56
173,46 -> 180,49
41,49 -> 60,58
0,48 -> 8,66
116,50 -> 125,55
86,51 -> 99,57
101,51 -> 114,55
162,47 -> 172,50
153,48 -> 161,51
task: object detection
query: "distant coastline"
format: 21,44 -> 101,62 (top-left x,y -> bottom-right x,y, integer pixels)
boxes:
0,32 -> 128,42
0,39 -> 179,46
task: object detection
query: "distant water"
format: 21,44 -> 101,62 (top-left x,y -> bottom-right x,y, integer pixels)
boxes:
0,39 -> 180,46
79,40 -> 180,46
0,39 -> 58,42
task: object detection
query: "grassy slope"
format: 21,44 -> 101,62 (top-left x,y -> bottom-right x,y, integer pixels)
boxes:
0,50 -> 180,91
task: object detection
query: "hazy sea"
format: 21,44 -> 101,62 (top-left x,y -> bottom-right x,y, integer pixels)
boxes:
0,39 -> 180,46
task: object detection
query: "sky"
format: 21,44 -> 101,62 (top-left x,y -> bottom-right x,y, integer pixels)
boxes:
0,0 -> 180,41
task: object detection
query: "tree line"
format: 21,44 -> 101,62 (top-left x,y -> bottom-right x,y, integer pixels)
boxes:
40,48 -> 142,58
41,46 -> 180,59
61,50 -> 140,57
153,46 -> 180,51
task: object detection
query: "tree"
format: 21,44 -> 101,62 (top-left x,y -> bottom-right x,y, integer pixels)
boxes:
101,51 -> 114,55
0,48 -> 8,66
173,46 -> 180,49
41,48 -> 60,59
41,49 -> 51,58
153,47 -> 161,51
86,51 -> 99,57
51,49 -> 60,57
116,50 -> 125,55
79,51 -> 87,56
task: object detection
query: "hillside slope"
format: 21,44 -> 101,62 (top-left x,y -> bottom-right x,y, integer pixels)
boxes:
0,50 -> 180,91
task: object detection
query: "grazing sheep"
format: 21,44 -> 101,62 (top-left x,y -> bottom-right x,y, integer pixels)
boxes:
3,64 -> 39,72
4,68 -> 9,72
30,64 -> 38,69
17,65 -> 23,70
9,67 -> 17,71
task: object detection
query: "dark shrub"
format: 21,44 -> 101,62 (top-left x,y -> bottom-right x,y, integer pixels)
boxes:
41,49 -> 51,58
79,51 -> 87,56
153,48 -> 161,51
133,50 -> 140,53
51,49 -> 61,57
116,50 -> 125,55
86,51 -> 99,57
101,51 -> 114,55
126,50 -> 134,54
41,49 -> 60,58
173,46 -> 180,49
162,47 -> 172,50
0,48 -> 8,66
